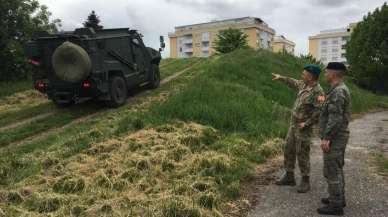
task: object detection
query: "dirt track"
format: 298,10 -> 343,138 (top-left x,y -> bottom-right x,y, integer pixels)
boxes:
2,62 -> 199,149
248,111 -> 388,217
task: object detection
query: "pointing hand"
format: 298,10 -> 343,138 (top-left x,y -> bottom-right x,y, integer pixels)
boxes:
272,73 -> 281,80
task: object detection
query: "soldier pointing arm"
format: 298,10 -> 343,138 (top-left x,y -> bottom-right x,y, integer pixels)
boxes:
272,65 -> 325,193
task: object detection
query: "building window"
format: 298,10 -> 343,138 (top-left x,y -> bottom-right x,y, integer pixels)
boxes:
321,49 -> 327,53
321,57 -> 327,61
202,32 -> 209,42
202,42 -> 209,47
332,40 -> 339,44
341,45 -> 347,49
341,53 -> 346,58
342,36 -> 350,41
332,56 -> 338,61
202,51 -> 209,57
321,40 -> 328,45
332,48 -> 338,53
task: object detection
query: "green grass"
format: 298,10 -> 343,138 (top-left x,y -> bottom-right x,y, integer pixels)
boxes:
145,50 -> 299,140
160,58 -> 177,67
0,103 -> 53,127
146,49 -> 388,137
0,79 -> 32,99
376,154 -> 388,175
0,49 -> 387,217
0,105 -> 101,148
160,58 -> 202,79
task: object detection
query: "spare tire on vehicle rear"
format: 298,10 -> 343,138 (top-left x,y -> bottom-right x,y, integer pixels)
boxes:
52,41 -> 91,83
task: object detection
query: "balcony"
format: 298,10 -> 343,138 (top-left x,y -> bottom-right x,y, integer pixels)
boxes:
182,38 -> 193,44
183,47 -> 193,53
202,46 -> 209,51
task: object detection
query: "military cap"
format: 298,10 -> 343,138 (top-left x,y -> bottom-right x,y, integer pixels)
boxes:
304,64 -> 321,77
326,62 -> 347,72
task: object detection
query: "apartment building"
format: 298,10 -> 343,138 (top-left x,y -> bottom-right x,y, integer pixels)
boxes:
272,35 -> 296,54
168,17 -> 276,58
308,23 -> 357,64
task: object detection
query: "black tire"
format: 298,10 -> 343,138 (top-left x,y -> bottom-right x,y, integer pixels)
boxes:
148,64 -> 160,89
106,76 -> 127,107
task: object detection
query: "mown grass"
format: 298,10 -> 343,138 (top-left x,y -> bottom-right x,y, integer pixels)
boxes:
0,57 -> 201,186
0,104 -> 101,147
0,79 -> 32,99
0,50 -> 387,217
376,154 -> 388,175
0,103 -> 53,127
160,57 -> 202,79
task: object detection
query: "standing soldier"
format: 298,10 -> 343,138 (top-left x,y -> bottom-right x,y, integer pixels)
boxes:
272,64 -> 324,193
318,62 -> 351,216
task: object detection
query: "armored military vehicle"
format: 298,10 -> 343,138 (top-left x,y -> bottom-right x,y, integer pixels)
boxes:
26,28 -> 165,107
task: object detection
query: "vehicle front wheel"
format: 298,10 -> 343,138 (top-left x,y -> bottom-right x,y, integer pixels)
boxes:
106,76 -> 127,107
148,64 -> 160,89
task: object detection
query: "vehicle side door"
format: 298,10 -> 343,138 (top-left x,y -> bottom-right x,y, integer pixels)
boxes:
130,36 -> 149,82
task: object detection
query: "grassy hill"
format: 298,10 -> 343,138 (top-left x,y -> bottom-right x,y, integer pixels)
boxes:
1,49 -> 387,217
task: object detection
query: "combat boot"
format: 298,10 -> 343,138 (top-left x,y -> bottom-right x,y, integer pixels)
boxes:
317,205 -> 344,216
321,198 -> 346,207
297,176 -> 310,193
274,172 -> 296,186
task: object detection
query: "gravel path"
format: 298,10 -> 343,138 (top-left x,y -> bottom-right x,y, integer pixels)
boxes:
248,111 -> 388,217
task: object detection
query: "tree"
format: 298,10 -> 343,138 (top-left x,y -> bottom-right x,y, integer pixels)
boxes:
213,28 -> 248,54
83,11 -> 103,30
346,3 -> 388,94
0,0 -> 61,81
300,54 -> 323,66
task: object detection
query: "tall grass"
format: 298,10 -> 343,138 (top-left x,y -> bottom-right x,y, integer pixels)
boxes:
0,79 -> 32,99
145,49 -> 388,139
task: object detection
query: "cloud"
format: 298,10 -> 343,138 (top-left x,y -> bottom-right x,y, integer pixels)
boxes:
312,0 -> 351,7
164,0 -> 284,18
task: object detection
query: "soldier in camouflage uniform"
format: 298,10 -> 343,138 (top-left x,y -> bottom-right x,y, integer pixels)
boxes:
318,62 -> 351,216
272,64 -> 325,193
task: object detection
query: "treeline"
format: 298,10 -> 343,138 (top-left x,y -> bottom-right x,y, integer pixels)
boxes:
0,0 -> 61,81
346,3 -> 388,94
0,0 -> 105,82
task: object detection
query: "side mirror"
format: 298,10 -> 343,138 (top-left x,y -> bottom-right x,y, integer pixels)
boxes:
159,36 -> 166,52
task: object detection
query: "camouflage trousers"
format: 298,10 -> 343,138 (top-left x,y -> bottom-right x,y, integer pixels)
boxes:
284,123 -> 312,176
323,134 -> 349,207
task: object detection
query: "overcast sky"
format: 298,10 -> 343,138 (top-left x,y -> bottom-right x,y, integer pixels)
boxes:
39,0 -> 386,57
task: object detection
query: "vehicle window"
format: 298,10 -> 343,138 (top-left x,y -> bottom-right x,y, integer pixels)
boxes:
132,38 -> 140,46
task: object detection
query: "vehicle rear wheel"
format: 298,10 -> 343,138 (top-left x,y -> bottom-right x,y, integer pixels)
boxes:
106,76 -> 127,107
148,64 -> 160,89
